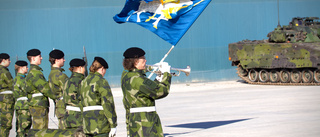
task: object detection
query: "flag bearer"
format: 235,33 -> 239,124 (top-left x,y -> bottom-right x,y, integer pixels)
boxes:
0,53 -> 14,137
80,57 -> 117,137
13,60 -> 32,137
63,58 -> 86,130
48,49 -> 68,129
121,47 -> 172,137
25,49 -> 57,129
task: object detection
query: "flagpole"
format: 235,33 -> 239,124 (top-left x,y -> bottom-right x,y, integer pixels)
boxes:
148,45 -> 175,78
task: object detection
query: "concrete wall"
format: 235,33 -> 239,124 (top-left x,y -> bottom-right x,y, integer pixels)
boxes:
1,0 -> 320,87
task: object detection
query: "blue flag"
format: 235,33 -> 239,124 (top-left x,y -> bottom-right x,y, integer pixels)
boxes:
113,0 -> 212,46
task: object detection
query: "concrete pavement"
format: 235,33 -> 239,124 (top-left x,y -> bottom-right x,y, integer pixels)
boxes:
9,80 -> 320,137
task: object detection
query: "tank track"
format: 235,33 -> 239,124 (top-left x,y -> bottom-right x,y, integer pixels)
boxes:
236,65 -> 320,86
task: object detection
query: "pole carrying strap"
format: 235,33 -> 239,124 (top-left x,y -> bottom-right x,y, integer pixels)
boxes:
83,105 -> 103,112
130,106 -> 156,113
66,105 -> 81,112
17,96 -> 28,101
0,90 -> 13,94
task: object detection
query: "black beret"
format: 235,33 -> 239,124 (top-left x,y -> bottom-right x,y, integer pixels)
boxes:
69,58 -> 86,67
27,49 -> 41,56
0,53 -> 10,59
123,47 -> 145,59
15,60 -> 28,66
94,57 -> 108,69
49,49 -> 64,59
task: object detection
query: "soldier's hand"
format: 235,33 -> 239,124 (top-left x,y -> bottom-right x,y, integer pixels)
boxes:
159,62 -> 171,73
109,128 -> 117,137
156,75 -> 163,82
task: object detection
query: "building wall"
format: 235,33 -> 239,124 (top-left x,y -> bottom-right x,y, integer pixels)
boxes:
1,0 -> 320,87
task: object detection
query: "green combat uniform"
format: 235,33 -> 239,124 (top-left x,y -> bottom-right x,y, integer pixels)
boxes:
25,64 -> 57,129
27,128 -> 86,137
48,67 -> 68,129
0,65 -> 14,137
63,72 -> 84,129
13,73 -> 32,137
80,72 -> 117,136
121,69 -> 172,137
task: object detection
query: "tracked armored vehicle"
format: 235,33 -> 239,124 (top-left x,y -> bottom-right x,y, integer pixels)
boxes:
228,17 -> 320,85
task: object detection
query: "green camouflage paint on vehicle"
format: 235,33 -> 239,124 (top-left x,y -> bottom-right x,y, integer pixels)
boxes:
229,17 -> 320,85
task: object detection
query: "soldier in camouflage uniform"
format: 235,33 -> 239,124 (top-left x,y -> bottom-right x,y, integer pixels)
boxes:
121,47 -> 172,137
25,49 -> 57,129
63,59 -> 86,129
80,57 -> 117,137
0,53 -> 14,137
48,49 -> 68,129
27,58 -> 87,137
13,60 -> 32,137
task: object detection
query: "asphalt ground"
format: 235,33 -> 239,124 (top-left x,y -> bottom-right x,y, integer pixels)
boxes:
9,80 -> 320,137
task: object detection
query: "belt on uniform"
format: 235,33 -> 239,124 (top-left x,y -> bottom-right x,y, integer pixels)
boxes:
130,106 -> 156,113
32,93 -> 43,97
83,105 -> 103,112
17,96 -> 28,101
66,105 -> 81,112
0,90 -> 13,94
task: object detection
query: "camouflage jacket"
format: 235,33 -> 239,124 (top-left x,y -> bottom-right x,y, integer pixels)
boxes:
63,72 -> 84,107
121,69 -> 172,109
49,67 -> 68,108
80,72 -> 117,132
0,65 -> 14,104
25,64 -> 56,107
49,67 -> 68,98
13,73 -> 29,110
0,65 -> 13,92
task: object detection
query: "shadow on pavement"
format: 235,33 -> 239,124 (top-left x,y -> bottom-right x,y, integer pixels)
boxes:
164,118 -> 252,137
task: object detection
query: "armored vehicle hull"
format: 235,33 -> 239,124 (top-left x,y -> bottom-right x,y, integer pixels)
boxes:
229,17 -> 320,85
229,40 -> 320,85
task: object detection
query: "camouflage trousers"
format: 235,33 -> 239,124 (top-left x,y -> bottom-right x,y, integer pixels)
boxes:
129,111 -> 164,137
85,133 -> 109,137
55,107 -> 66,129
55,99 -> 66,129
0,94 -> 14,137
27,128 -> 86,137
83,110 -> 111,135
15,109 -> 32,137
64,109 -> 82,129
29,106 -> 48,129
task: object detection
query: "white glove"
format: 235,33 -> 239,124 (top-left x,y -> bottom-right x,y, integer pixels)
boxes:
158,62 -> 171,73
109,128 -> 117,137
156,75 -> 164,81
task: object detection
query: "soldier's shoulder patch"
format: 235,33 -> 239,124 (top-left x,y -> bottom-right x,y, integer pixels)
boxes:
143,78 -> 157,89
143,79 -> 153,85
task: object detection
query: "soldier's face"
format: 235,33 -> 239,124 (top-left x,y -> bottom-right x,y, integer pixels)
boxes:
33,55 -> 42,65
135,56 -> 146,70
56,57 -> 65,67
2,58 -> 11,67
21,66 -> 28,74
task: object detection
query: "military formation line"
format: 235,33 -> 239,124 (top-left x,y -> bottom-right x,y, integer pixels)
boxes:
0,47 -> 173,137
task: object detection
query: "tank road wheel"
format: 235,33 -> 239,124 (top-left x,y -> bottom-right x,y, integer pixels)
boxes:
290,69 -> 301,83
279,69 -> 290,83
259,69 -> 269,83
301,69 -> 313,83
237,65 -> 248,76
269,70 -> 280,83
248,69 -> 259,82
314,69 -> 320,83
